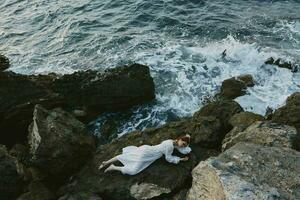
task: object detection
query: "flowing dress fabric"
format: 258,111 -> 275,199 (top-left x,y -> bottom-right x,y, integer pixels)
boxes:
116,139 -> 192,175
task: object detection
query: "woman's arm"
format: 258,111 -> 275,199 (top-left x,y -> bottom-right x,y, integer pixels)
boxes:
165,154 -> 181,164
175,146 -> 192,154
164,141 -> 188,164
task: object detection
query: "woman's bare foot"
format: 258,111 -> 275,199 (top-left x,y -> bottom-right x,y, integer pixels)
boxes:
104,164 -> 116,173
98,161 -> 108,170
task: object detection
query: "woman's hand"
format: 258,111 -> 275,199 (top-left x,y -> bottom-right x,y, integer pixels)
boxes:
180,156 -> 189,161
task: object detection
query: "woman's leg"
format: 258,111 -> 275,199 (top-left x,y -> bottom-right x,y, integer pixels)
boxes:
98,156 -> 119,170
104,164 -> 124,173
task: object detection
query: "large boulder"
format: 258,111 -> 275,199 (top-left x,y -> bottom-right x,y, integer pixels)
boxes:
186,142 -> 300,200
0,145 -> 25,200
216,74 -> 254,100
0,64 -> 155,147
222,121 -> 297,151
194,100 -> 243,145
0,54 -> 10,71
27,105 -> 96,188
272,92 -> 300,150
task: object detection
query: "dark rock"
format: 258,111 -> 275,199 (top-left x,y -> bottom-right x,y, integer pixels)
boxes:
0,64 -> 155,147
216,74 -> 254,100
222,121 -> 297,151
27,105 -> 96,189
272,92 -> 300,150
265,57 -> 299,72
265,106 -> 274,120
186,143 -> 300,200
58,192 -> 103,200
0,54 -> 10,71
17,181 -> 55,200
194,100 -> 244,138
0,145 -> 25,200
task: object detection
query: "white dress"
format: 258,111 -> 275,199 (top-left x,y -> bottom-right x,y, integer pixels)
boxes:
115,139 -> 192,175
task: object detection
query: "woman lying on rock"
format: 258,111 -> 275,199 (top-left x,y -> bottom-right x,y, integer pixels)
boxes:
98,134 -> 192,175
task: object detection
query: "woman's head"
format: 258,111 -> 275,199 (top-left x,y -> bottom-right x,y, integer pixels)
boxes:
175,134 -> 191,147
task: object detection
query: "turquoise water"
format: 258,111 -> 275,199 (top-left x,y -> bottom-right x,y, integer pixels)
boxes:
1,0 -> 300,136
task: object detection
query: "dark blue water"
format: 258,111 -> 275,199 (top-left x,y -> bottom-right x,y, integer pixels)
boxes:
1,0 -> 300,137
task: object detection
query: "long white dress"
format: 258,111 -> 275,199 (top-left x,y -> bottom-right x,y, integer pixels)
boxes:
115,139 -> 192,175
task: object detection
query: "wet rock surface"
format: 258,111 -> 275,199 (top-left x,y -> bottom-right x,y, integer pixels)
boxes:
0,54 -> 10,71
216,74 -> 254,100
265,57 -> 299,72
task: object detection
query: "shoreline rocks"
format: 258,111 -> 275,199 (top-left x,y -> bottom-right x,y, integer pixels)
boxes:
57,99 -> 242,200
0,63 -> 155,148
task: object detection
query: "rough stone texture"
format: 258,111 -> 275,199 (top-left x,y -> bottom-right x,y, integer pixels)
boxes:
0,64 -> 155,147
272,92 -> 300,150
130,182 -> 171,200
229,111 -> 264,128
186,143 -> 300,200
28,105 -> 96,188
17,181 -> 55,200
216,74 -> 254,100
0,145 -> 25,200
222,121 -> 298,151
0,54 -> 10,71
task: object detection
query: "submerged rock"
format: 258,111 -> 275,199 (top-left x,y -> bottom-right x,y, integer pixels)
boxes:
0,54 -> 10,71
0,145 -> 25,200
222,121 -> 297,151
186,143 -> 300,200
28,105 -> 95,188
0,63 -> 155,147
265,57 -> 299,72
272,92 -> 300,150
216,74 -> 254,100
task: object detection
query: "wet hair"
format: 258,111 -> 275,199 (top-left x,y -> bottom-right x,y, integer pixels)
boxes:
176,134 -> 190,144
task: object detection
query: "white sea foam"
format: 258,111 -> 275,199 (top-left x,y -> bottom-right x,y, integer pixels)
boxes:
113,35 -> 300,136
